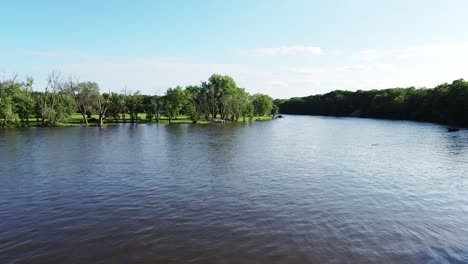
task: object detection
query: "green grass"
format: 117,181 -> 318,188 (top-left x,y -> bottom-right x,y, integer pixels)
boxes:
251,116 -> 273,121
1,113 -> 275,127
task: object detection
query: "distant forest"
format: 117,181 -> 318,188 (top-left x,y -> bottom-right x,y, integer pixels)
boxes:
275,79 -> 468,127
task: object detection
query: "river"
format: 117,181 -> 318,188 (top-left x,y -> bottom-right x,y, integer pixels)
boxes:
1,116 -> 467,263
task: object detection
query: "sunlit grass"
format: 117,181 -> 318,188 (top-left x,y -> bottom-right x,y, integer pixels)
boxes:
1,113 -> 275,127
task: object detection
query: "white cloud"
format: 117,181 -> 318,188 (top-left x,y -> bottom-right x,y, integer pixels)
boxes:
270,81 -> 289,87
19,49 -> 113,60
342,64 -> 395,71
290,67 -> 316,74
355,43 -> 468,61
290,64 -> 395,76
290,67 -> 327,75
250,45 -> 322,57
295,79 -> 321,85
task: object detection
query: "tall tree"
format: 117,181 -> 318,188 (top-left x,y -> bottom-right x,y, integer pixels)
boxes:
97,92 -> 120,127
14,77 -> 35,125
0,77 -> 19,126
125,91 -> 143,124
185,85 -> 206,123
38,71 -> 65,125
252,93 -> 273,116
165,86 -> 187,124
207,74 -> 238,120
69,80 -> 99,125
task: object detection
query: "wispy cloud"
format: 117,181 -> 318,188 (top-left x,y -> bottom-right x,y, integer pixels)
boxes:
250,45 -> 322,57
18,48 -> 117,60
289,63 -> 395,76
355,43 -> 468,61
295,79 -> 321,85
290,67 -> 326,75
270,81 -> 289,87
342,64 -> 395,71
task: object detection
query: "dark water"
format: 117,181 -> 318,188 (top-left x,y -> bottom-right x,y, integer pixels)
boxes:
1,116 -> 468,263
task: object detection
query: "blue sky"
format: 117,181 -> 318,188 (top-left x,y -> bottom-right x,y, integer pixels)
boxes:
2,0 -> 468,98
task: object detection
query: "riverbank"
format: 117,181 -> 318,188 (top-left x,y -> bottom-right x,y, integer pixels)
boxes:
0,114 -> 275,127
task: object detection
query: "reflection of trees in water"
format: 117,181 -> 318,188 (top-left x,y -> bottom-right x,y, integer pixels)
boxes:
163,123 -> 247,178
444,132 -> 467,156
1,129 -> 19,154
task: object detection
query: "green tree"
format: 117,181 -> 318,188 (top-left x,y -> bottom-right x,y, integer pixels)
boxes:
125,91 -> 143,124
0,80 -> 17,126
165,86 -> 187,124
252,93 -> 273,116
69,80 -> 99,125
185,85 -> 206,123
36,72 -> 66,126
51,92 -> 76,123
8,77 -> 35,125
270,104 -> 279,117
207,74 -> 238,120
97,92 -> 121,127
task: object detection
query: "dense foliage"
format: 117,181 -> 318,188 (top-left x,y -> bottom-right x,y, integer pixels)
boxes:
0,73 -> 274,127
275,79 -> 468,127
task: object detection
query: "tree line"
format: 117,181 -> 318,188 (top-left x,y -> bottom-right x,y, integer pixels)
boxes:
0,73 -> 277,127
275,79 -> 468,127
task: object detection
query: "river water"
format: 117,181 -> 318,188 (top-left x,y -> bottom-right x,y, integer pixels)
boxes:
1,116 -> 467,263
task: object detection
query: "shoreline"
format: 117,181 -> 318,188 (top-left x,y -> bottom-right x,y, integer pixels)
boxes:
0,115 -> 275,128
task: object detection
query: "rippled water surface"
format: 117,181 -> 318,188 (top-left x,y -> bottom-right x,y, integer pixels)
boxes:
1,116 -> 468,263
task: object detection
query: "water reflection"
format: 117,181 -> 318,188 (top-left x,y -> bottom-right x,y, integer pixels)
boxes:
444,132 -> 467,156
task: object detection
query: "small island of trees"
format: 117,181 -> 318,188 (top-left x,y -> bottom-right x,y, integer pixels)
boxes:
0,73 -> 277,127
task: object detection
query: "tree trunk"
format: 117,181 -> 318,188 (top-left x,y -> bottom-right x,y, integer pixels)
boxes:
98,114 -> 104,127
81,112 -> 89,125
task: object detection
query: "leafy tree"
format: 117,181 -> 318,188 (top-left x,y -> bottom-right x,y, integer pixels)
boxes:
50,92 -> 76,123
12,77 -> 35,125
97,92 -> 121,127
37,72 -> 66,125
271,104 -> 279,117
0,80 -> 17,126
252,93 -> 273,116
125,91 -> 143,124
69,80 -> 99,125
201,80 -> 217,120
165,86 -> 187,124
185,85 -> 204,123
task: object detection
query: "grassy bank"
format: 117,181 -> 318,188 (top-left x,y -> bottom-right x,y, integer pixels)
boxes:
0,114 -> 275,127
